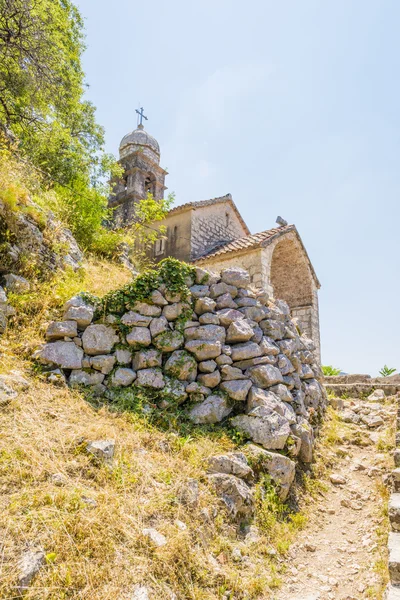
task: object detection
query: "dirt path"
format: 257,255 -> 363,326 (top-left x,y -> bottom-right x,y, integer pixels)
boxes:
274,397 -> 396,600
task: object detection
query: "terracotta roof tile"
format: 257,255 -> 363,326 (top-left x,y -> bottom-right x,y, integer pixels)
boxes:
193,225 -> 295,262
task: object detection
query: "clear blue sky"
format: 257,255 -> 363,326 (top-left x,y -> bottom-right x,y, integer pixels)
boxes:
75,0 -> 400,376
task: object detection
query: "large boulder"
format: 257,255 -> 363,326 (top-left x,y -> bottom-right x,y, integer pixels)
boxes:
188,394 -> 232,424
231,408 -> 291,450
245,443 -> 295,500
34,341 -> 83,369
82,325 -> 119,355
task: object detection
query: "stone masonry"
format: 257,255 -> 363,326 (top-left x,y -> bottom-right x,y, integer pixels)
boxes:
34,263 -> 327,501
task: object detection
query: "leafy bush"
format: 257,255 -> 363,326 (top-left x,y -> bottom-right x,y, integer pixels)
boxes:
321,365 -> 341,376
379,365 -> 397,377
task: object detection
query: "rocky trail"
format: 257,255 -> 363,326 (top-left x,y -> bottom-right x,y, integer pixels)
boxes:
275,395 -> 396,600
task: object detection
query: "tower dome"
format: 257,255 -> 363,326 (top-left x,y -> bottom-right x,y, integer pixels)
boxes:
119,123 -> 160,162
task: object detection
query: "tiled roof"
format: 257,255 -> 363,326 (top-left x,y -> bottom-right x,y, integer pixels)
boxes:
193,224 -> 321,288
167,194 -> 250,235
193,224 -> 295,262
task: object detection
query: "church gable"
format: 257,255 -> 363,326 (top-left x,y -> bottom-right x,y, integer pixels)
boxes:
189,195 -> 249,260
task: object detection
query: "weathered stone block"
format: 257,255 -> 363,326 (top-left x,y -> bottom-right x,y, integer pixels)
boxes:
82,324 -> 119,355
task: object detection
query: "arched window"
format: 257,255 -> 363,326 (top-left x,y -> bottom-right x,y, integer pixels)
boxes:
144,173 -> 156,196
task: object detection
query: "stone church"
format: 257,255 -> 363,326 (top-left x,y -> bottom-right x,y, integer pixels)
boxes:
109,122 -> 321,360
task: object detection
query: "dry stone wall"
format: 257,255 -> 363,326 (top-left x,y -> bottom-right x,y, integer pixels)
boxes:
33,261 -> 327,498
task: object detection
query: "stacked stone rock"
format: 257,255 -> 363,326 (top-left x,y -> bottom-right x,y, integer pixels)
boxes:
34,266 -> 326,478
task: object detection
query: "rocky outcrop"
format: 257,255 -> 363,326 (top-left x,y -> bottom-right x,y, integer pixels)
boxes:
0,197 -> 82,279
33,261 -> 327,501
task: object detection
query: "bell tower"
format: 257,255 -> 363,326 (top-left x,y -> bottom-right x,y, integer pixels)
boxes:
109,109 -> 167,227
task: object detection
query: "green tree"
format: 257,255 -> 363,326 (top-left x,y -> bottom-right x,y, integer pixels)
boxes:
0,0 -> 108,188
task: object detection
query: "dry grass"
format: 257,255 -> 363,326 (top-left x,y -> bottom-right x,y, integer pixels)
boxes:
0,259 -> 310,599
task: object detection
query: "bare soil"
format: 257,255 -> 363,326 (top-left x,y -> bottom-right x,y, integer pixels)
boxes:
274,399 -> 395,600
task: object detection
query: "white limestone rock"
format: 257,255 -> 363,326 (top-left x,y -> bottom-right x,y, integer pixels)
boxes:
4,273 -> 30,293
226,319 -> 254,343
121,311 -> 152,327
215,293 -> 238,310
164,350 -> 197,381
197,370 -> 221,388
162,302 -> 189,321
142,528 -> 167,547
217,308 -> 245,326
90,354 -> 116,374
69,370 -> 105,387
207,452 -> 254,480
126,327 -> 152,348
162,377 -> 188,404
149,316 -> 169,337
185,339 -> 222,361
136,367 -> 165,389
221,365 -> 246,380
194,297 -> 217,315
82,324 -> 119,355
231,408 -> 291,450
230,342 -> 262,362
153,330 -> 184,352
259,319 -> 286,340
245,443 -> 296,500
131,585 -> 150,600
246,364 -> 283,388
132,348 -> 162,370
35,341 -> 83,369
131,301 -> 161,317
0,377 -> 18,405
115,348 -> 132,364
86,439 -> 115,463
221,267 -> 251,288
17,548 -> 45,594
199,359 -> 217,373
199,312 -> 220,325
111,367 -> 136,387
208,473 -> 254,518
190,284 -> 210,298
63,302 -> 94,328
150,289 -> 168,306
188,394 -> 232,423
368,388 -> 386,401
220,379 -> 252,401
186,324 -> 226,344
291,418 -> 314,463
46,320 -> 78,341
210,282 -> 238,299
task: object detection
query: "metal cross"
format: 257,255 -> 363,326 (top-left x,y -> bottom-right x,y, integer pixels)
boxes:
135,106 -> 148,126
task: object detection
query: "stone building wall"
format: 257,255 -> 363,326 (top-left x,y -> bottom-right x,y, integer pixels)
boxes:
190,203 -> 247,260
198,249 -> 264,289
151,210 -> 193,264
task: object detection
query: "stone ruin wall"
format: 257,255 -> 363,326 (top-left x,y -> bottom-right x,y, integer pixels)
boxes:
33,264 -> 327,501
